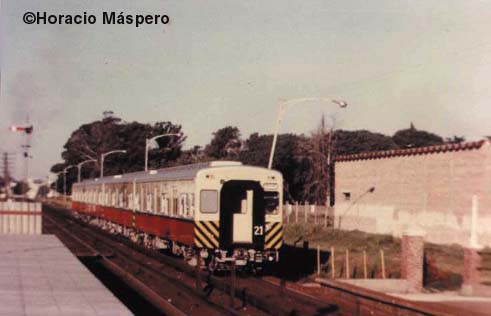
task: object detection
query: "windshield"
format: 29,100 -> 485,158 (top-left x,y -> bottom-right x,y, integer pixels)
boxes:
264,191 -> 279,215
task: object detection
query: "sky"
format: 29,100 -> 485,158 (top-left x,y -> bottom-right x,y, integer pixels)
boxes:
1,0 -> 491,179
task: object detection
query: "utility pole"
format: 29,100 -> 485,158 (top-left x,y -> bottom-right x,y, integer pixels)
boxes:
145,133 -> 179,172
24,115 -> 33,182
10,121 -> 33,182
268,97 -> 347,169
1,153 -> 15,200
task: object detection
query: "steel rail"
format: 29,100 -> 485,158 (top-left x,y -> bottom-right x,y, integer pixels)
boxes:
44,206 -> 240,316
43,213 -> 191,316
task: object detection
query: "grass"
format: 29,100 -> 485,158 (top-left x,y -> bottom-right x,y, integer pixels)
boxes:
284,223 -> 469,289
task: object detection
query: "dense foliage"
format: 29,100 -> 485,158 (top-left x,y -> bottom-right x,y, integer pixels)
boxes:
392,123 -> 444,148
51,115 -> 185,193
204,126 -> 241,159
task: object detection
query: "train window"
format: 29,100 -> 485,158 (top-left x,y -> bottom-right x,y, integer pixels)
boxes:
112,191 -> 117,206
154,188 -> 158,213
179,194 -> 187,216
135,193 -> 141,210
128,193 -> 133,209
119,192 -> 124,208
146,193 -> 153,212
264,191 -> 279,215
200,190 -> 218,213
172,198 -> 178,216
189,194 -> 195,216
160,194 -> 169,214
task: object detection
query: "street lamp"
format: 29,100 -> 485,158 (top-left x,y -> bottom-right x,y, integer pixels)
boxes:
100,150 -> 127,178
63,165 -> 76,202
77,159 -> 97,183
145,133 -> 179,172
267,97 -> 347,169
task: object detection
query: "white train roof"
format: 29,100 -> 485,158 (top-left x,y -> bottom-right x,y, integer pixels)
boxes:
73,160 -> 272,187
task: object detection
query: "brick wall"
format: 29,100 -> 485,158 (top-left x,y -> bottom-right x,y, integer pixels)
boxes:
334,141 -> 491,246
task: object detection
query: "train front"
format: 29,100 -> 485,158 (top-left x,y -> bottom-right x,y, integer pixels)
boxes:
194,165 -> 283,272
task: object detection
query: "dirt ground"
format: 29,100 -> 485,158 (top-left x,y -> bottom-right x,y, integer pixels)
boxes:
283,223 -> 489,290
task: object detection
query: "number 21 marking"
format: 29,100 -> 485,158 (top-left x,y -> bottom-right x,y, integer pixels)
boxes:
254,225 -> 264,236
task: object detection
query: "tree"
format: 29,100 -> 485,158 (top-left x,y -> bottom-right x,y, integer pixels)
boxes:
36,185 -> 51,199
13,181 -> 29,195
334,130 -> 399,155
173,145 -> 208,166
204,126 -> 242,159
294,115 -> 331,204
51,113 -> 186,194
392,123 -> 444,148
445,136 -> 465,144
239,133 -> 306,202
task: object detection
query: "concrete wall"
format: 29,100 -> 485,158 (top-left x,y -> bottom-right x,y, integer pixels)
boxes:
334,141 -> 491,246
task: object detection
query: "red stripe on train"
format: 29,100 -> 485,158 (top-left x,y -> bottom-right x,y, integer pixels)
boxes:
72,201 -> 195,246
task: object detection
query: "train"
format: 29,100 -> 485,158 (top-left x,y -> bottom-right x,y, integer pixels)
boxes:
71,161 -> 283,272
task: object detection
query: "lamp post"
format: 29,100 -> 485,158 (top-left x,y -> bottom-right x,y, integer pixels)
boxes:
145,133 -> 179,172
100,150 -> 127,178
63,165 -> 76,202
77,159 -> 97,183
268,97 -> 347,169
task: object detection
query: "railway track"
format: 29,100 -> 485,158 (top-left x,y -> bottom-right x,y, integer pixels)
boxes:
43,205 -> 253,316
43,203 -> 339,316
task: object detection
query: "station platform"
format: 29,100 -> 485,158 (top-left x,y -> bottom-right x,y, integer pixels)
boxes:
0,235 -> 133,316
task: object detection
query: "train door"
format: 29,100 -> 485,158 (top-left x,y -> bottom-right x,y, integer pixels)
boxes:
219,181 -> 264,249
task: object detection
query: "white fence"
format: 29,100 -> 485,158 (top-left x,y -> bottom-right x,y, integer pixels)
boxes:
0,201 -> 42,235
283,202 -> 335,227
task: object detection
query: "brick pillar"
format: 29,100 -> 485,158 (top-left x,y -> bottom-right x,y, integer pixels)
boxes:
461,247 -> 482,296
401,228 -> 425,293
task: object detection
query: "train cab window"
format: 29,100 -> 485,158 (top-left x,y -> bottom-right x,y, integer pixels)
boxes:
200,190 -> 218,214
264,191 -> 279,215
